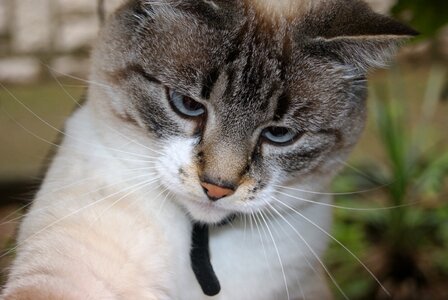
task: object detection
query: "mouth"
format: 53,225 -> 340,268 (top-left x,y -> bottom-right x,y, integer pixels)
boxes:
184,198 -> 234,224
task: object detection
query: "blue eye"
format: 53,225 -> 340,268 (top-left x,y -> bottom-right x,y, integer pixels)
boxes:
169,89 -> 206,118
262,127 -> 298,145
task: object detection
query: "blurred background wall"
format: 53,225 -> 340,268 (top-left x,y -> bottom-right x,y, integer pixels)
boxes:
0,0 -> 447,85
0,0 -> 123,84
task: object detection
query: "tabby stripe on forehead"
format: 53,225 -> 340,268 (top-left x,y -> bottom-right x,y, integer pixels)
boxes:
200,21 -> 249,100
201,68 -> 220,99
274,92 -> 290,121
132,1 -> 153,19
279,35 -> 292,80
110,64 -> 161,85
130,65 -> 161,84
224,20 -> 249,65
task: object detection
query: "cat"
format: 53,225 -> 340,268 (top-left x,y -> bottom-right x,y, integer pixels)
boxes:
1,0 -> 416,299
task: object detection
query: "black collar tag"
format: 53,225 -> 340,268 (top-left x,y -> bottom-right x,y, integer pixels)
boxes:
190,223 -> 221,296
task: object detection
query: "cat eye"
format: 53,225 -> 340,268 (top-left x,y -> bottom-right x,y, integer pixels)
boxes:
262,127 -> 298,145
168,89 -> 206,118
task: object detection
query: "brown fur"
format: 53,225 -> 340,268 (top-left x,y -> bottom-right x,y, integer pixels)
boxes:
2,1 -> 416,299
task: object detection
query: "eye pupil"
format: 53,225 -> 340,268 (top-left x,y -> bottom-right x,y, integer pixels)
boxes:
168,89 -> 206,118
183,97 -> 202,111
269,127 -> 289,137
262,126 -> 298,145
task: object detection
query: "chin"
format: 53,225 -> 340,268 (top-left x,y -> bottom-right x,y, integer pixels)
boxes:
184,200 -> 234,224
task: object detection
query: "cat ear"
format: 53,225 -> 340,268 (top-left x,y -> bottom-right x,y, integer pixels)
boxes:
303,0 -> 418,71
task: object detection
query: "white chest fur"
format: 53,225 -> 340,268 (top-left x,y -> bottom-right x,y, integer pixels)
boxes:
5,106 -> 333,300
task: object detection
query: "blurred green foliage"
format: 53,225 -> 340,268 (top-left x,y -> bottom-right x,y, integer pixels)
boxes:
0,81 -> 80,180
328,65 -> 448,300
392,0 -> 448,38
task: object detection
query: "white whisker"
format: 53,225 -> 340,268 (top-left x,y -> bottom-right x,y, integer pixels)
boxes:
267,198 -> 349,300
336,159 -> 383,184
273,183 -> 391,196
156,187 -> 172,216
258,210 -> 291,300
248,210 -> 254,235
272,197 -> 390,297
0,84 -> 160,161
251,210 -> 272,278
49,70 -> 165,156
262,205 -> 309,300
48,71 -> 83,107
1,177 -> 162,259
0,199 -> 37,226
0,172 -> 157,230
1,107 -> 159,164
243,213 -> 248,241
44,65 -> 113,89
89,178 -> 161,226
0,178 -> 159,259
275,190 -> 414,211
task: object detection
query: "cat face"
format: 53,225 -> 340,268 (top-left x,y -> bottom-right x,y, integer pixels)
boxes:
91,0 -> 416,223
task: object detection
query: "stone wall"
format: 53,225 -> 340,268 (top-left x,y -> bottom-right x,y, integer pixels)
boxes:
0,0 -> 397,84
0,0 -> 123,83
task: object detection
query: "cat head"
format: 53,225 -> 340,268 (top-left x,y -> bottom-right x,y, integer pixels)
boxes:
89,0 -> 416,224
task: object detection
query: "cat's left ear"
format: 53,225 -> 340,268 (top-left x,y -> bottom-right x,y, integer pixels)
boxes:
303,0 -> 418,71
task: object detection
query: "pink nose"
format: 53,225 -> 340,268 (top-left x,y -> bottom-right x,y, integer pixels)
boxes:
200,182 -> 235,201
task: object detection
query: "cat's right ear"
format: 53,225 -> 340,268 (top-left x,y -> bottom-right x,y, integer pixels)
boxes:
131,0 -> 157,16
302,0 -> 418,72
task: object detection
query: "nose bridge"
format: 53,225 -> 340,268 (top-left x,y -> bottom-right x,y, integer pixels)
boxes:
200,134 -> 249,185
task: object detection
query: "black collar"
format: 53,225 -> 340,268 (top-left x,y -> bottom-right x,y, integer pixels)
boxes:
190,223 -> 221,296
190,215 -> 236,296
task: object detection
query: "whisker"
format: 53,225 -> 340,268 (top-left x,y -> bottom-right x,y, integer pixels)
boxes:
57,84 -> 89,88
248,210 -> 254,236
272,197 -> 390,297
242,212 -> 247,241
156,187 -> 172,216
251,210 -> 272,278
49,71 -> 165,156
336,159 -> 383,185
261,208 -> 304,299
44,65 -> 113,89
257,210 -> 291,300
89,179 -> 161,226
262,204 -> 307,300
0,201 -> 36,227
1,177 -> 160,259
124,182 -> 170,213
0,168 -> 156,226
48,70 -> 83,107
1,107 -> 158,164
275,190 -> 414,211
0,85 -> 160,161
0,171 -> 157,228
39,166 -> 155,197
273,183 -> 391,196
267,198 -> 349,300
254,210 -> 272,257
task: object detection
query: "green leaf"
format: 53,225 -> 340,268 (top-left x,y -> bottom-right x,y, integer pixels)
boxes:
417,152 -> 448,196
392,0 -> 448,39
